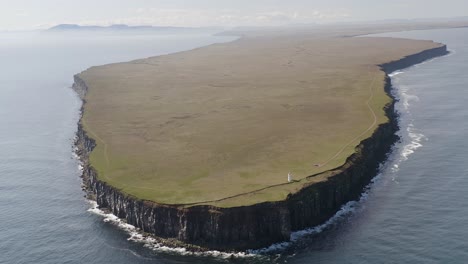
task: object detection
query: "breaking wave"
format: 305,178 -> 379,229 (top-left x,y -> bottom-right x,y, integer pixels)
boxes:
388,70 -> 404,77
401,125 -> 426,161
87,201 -> 257,259
248,166 -> 386,254
389,69 -> 428,174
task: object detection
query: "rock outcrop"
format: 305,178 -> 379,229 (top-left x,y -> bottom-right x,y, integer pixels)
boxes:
74,45 -> 448,251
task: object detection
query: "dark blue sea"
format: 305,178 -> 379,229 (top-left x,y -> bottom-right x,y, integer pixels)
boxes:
1,28 -> 467,263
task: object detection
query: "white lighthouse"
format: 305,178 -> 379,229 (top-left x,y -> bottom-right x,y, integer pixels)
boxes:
288,172 -> 293,183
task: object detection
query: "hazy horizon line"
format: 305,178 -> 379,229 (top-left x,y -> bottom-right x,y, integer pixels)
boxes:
2,15 -> 468,33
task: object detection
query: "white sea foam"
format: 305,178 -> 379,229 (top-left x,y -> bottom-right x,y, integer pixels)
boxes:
388,70 -> 404,77
387,126 -> 426,176
88,194 -> 354,256
250,171 -> 385,254
87,200 -> 256,259
400,92 -> 420,110
72,146 -> 79,158
401,125 -> 426,161
446,49 -> 456,57
388,68 -> 428,174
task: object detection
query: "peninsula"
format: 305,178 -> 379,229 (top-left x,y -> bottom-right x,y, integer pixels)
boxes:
74,23 -> 451,250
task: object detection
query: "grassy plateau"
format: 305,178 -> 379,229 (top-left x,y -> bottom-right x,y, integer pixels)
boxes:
78,25 -> 447,207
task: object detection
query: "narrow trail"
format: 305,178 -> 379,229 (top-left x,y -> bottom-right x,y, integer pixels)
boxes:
85,73 -> 381,206
317,73 -> 378,168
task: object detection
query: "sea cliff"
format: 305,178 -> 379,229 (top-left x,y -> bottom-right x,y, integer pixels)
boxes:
73,44 -> 448,251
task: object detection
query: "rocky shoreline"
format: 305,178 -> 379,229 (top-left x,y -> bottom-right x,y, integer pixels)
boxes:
73,44 -> 448,251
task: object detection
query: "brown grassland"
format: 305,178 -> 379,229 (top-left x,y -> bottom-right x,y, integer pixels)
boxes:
78,24 -> 449,207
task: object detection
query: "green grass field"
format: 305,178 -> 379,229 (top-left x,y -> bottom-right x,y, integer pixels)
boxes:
78,31 -> 442,207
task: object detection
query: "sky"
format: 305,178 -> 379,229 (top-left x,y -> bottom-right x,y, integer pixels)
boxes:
1,0 -> 468,30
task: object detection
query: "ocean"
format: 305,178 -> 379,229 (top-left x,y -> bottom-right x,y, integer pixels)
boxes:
1,28 -> 467,263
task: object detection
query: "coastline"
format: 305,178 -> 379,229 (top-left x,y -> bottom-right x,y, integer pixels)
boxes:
73,42 -> 448,251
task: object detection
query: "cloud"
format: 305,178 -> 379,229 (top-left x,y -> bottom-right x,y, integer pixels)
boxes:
74,8 -> 352,27
256,11 -> 295,22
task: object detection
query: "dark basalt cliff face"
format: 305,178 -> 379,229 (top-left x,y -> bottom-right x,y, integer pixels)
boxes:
74,44 -> 448,251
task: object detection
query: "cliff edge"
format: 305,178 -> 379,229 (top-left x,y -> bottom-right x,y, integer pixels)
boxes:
73,42 -> 448,251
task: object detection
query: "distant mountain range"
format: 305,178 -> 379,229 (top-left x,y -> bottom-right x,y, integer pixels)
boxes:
47,24 -> 220,33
